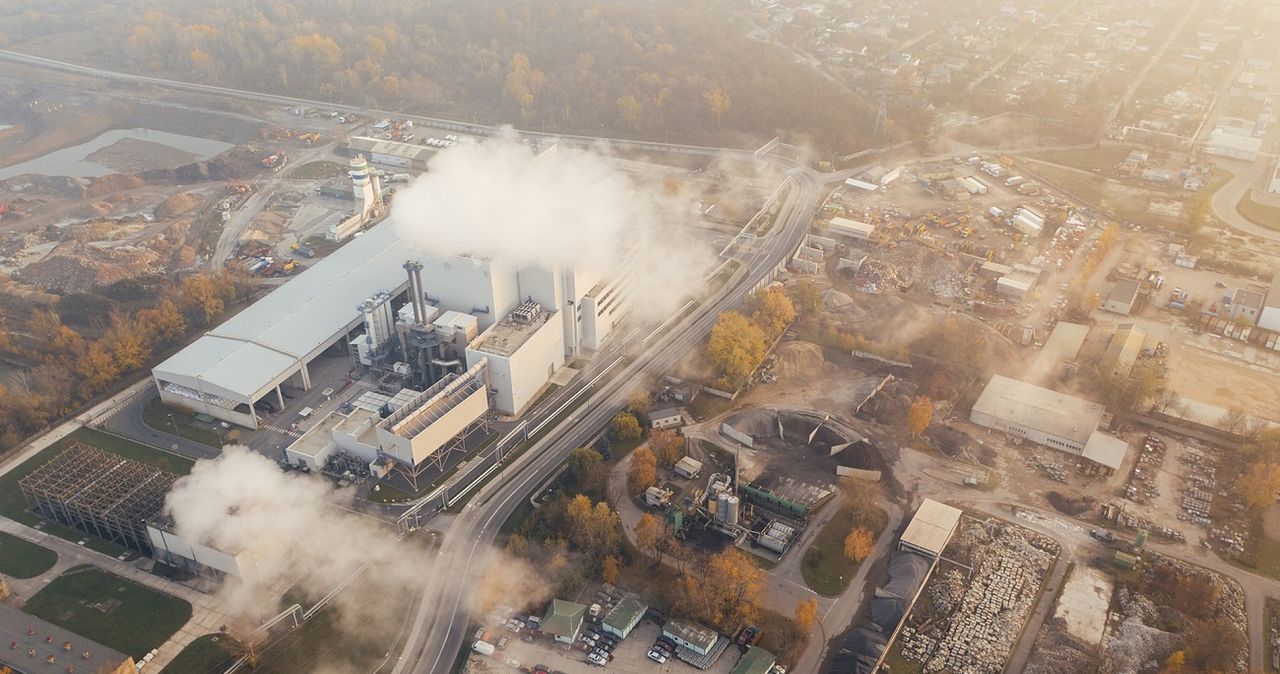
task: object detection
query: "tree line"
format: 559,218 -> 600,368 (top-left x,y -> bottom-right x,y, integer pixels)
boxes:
0,272 -> 243,451
0,0 -> 877,152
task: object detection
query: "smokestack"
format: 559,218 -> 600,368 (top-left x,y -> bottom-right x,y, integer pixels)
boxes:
403,260 -> 426,324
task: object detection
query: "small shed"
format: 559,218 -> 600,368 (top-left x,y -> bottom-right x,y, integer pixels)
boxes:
651,405 -> 683,429
540,599 -> 586,643
674,456 -> 704,479
899,499 -> 962,558
602,596 -> 648,639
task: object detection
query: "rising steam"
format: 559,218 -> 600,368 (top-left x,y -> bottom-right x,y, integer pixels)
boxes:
164,447 -> 414,622
391,129 -> 714,320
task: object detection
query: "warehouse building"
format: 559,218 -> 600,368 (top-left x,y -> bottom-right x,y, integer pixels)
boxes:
898,499 -> 961,558
1101,323 -> 1146,377
0,605 -> 136,674
971,375 -> 1129,472
346,136 -> 434,170
826,216 -> 877,241
1260,276 -> 1280,332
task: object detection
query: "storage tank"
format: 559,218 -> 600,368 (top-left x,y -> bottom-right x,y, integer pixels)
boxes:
717,494 -> 740,527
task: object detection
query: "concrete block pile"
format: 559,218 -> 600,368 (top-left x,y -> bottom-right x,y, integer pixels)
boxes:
900,520 -> 1057,674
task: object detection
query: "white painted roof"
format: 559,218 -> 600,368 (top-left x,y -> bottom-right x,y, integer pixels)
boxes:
153,220 -> 410,400
900,498 -> 962,556
1082,431 -> 1129,470
971,375 -> 1104,445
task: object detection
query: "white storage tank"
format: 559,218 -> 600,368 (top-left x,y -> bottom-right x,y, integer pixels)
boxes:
717,493 -> 740,527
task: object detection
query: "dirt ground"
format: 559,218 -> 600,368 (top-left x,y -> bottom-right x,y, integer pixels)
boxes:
85,137 -> 201,173
1052,565 -> 1112,645
1163,347 -> 1280,421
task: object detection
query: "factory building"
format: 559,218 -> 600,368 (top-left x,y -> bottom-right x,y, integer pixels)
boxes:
154,213 -> 632,429
346,136 -> 434,170
0,605 -> 136,674
466,301 -> 566,416
148,516 -> 257,580
971,375 -> 1129,472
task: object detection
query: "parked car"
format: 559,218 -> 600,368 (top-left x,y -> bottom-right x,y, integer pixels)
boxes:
647,648 -> 668,663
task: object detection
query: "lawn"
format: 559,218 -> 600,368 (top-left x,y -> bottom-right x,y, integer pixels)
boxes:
1236,189 -> 1280,232
142,397 -> 223,447
248,600 -> 403,674
801,501 -> 890,597
0,427 -> 193,554
160,634 -> 236,674
0,530 -> 57,579
22,565 -> 192,659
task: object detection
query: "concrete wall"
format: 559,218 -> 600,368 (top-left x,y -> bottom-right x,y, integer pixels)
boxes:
422,253 -> 519,330
376,385 -> 488,465
467,316 -> 565,416
970,408 -> 1086,454
720,422 -> 755,448
147,526 -> 252,578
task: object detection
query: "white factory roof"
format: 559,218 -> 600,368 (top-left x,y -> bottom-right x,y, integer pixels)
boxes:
1081,431 -> 1129,471
899,498 -> 962,557
349,136 -> 434,162
971,375 -> 1104,446
153,220 -> 410,400
828,217 -> 876,237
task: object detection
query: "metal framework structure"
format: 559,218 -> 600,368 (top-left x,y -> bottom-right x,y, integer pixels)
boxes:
18,444 -> 177,554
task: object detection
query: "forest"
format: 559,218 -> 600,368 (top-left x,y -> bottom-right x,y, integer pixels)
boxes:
0,273 -> 244,451
0,0 -> 878,151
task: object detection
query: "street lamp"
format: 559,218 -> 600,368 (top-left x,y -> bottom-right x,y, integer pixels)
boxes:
167,412 -> 179,438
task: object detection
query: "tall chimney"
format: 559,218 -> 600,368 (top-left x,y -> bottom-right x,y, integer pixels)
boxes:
403,261 -> 425,324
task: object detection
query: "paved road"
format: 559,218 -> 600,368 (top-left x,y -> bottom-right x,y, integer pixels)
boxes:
391,166 -> 830,674
0,49 -> 762,159
98,388 -> 222,461
1209,158 -> 1280,243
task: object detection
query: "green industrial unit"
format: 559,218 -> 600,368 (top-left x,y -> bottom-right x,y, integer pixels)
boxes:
602,596 -> 647,639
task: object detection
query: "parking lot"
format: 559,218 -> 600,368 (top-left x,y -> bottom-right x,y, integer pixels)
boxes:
470,620 -> 750,674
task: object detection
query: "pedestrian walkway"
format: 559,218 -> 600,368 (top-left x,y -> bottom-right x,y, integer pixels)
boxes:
0,518 -> 230,671
259,423 -> 302,438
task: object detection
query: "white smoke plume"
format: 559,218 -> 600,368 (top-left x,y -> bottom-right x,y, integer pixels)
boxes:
391,129 -> 715,320
164,446 -> 418,623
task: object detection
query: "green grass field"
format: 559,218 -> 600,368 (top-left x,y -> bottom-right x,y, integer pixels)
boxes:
1236,189 -> 1280,232
801,502 -> 890,597
22,566 -> 192,659
0,530 -> 57,579
142,397 -> 222,447
0,427 -> 194,554
160,634 -> 237,674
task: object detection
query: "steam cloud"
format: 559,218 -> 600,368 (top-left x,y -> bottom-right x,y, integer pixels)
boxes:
164,447 -> 551,666
391,130 -> 714,320
165,447 -> 415,622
